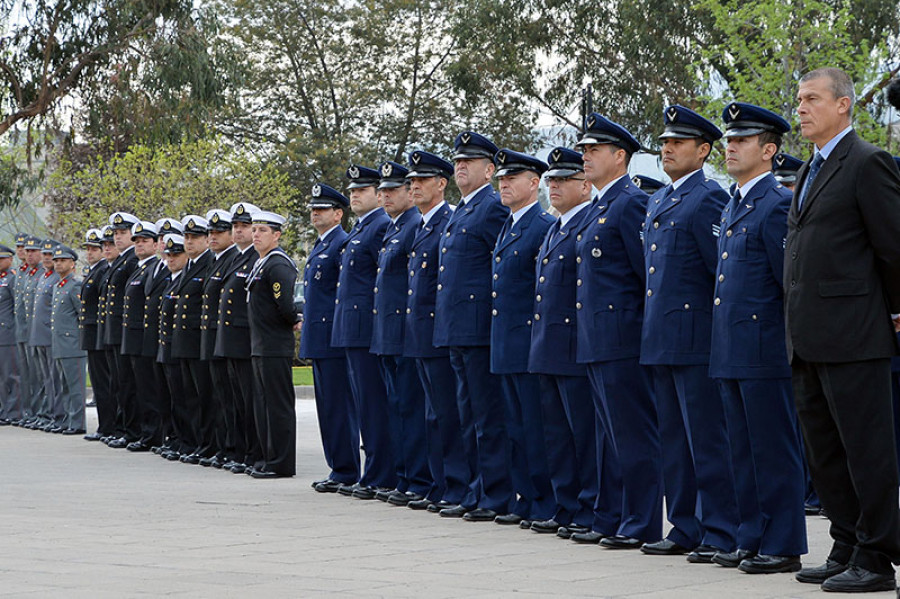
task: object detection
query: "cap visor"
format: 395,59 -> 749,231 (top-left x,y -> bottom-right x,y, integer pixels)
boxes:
544,167 -> 582,179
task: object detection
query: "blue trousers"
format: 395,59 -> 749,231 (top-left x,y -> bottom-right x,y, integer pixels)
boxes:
588,359 -> 662,541
346,348 -> 396,489
500,373 -> 555,521
416,356 -> 471,504
312,356 -> 359,484
380,354 -> 432,496
449,346 -> 513,512
717,377 -> 807,556
651,364 -> 739,551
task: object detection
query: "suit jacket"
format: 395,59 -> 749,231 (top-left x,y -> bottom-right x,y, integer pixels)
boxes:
101,246 -> 139,347
640,170 -> 728,365
371,207 -> 422,356
172,250 -> 213,360
79,261 -> 108,351
248,249 -> 299,357
710,173 -> 791,379
215,246 -> 259,360
331,208 -> 390,348
121,257 -> 159,356
51,274 -> 85,359
157,272 -> 181,364
784,130 -> 900,362
0,268 -> 15,346
434,185 -> 510,347
200,245 -> 238,360
17,265 -> 43,344
142,260 -> 171,358
299,227 -> 347,359
403,203 -> 452,359
576,177 -> 649,363
490,202 -> 555,374
29,269 -> 60,347
529,203 -> 594,376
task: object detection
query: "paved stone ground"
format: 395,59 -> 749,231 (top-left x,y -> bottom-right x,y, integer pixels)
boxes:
0,400 -> 894,598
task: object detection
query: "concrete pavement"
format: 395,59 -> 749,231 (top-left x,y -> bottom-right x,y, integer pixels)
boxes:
0,401 -> 892,598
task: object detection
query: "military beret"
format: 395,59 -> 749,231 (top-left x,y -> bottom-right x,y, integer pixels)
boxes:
722,102 -> 790,138
52,245 -> 78,261
406,151 -> 453,179
544,147 -> 585,179
494,149 -> 548,178
659,105 -> 723,143
131,221 -> 159,240
163,234 -> 185,254
206,209 -> 233,231
631,174 -> 666,194
109,211 -> 139,230
230,202 -> 260,223
576,113 -> 641,154
346,164 -> 381,190
452,131 -> 499,161
310,183 -> 350,209
181,215 -> 209,235
378,161 -> 410,189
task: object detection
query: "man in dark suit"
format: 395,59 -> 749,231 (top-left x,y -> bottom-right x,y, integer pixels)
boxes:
80,229 -> 112,441
489,149 -> 555,526
574,115 -> 662,549
434,132 -> 512,519
299,187 -> 357,492
215,203 -> 261,474
786,67 -> 900,593
331,165 -> 394,498
403,151 -> 471,513
370,161 -> 432,505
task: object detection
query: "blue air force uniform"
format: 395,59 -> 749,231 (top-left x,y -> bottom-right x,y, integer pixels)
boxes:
434,133 -> 513,514
640,105 -> 739,553
372,183 -> 432,500
331,166 -> 395,491
403,154 -> 470,507
709,103 -> 807,559
573,117 -> 663,544
490,149 -> 556,522
300,185 -> 358,487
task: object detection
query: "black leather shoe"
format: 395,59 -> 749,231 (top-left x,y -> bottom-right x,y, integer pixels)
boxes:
387,491 -> 417,506
738,554 -> 801,574
440,505 -> 469,518
107,437 -> 129,449
795,559 -> 848,584
821,565 -> 895,592
571,531 -> 606,544
804,503 -> 822,516
314,480 -> 342,493
249,468 -> 291,479
180,453 -> 201,464
375,489 -> 395,502
337,483 -> 357,496
164,450 -> 181,461
352,486 -> 377,500
126,441 -> 151,452
311,478 -> 330,489
463,508 -> 497,522
61,428 -> 86,435
230,463 -> 247,474
600,535 -> 643,549
687,544 -> 722,564
494,513 -> 523,525
713,549 -> 756,568
408,498 -> 434,510
49,425 -> 65,434
198,456 -> 216,467
531,519 -> 562,534
83,431 -> 103,441
641,538 -> 691,556
426,500 -> 456,513
557,525 -> 589,539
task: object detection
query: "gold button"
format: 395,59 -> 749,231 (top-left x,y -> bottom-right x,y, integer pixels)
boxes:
408,289 -> 413,295
492,291 -> 497,298
534,314 -> 540,320
653,221 -> 659,229
722,252 -> 728,259
684,304 -> 690,309
542,258 -> 548,265
406,308 -> 411,314
492,309 -> 497,316
576,302 -> 582,309
576,257 -> 582,264
726,230 -> 733,237
576,279 -> 582,286
495,257 -> 501,263
647,289 -> 653,297
437,284 -> 442,290
536,295 -> 542,302
714,297 -> 721,305
718,274 -> 725,282
539,276 -> 545,283
650,244 -> 657,251
649,266 -> 656,274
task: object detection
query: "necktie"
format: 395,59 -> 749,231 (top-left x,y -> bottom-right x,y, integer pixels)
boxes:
498,215 -> 514,244
730,188 -> 742,212
798,153 -> 825,211
548,219 -> 562,246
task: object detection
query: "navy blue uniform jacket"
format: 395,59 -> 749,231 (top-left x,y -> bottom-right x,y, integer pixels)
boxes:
299,226 -> 347,359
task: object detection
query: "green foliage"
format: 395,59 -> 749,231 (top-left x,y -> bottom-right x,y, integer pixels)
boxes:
46,138 -> 300,252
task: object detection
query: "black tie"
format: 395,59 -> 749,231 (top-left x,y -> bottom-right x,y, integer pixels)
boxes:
498,215 -> 514,243
730,188 -> 742,212
798,153 -> 825,211
548,219 -> 562,246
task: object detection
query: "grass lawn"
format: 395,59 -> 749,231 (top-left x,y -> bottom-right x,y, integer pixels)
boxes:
88,366 -> 314,387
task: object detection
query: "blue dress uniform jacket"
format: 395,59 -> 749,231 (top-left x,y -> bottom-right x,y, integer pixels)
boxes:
172,250 -> 213,360
299,227 -> 347,359
371,208 -> 422,356
434,185 -> 510,347
200,245 -> 238,360
529,204 -> 594,376
101,247 -> 138,347
491,203 -> 555,374
641,170 -> 729,365
0,269 -> 16,346
710,173 -> 792,379
404,204 -> 452,359
142,262 -> 170,358
79,261 -> 108,351
215,246 -> 259,360
121,257 -> 158,356
577,178 -> 649,363
51,276 -> 85,359
30,270 -> 60,347
331,208 -> 390,348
